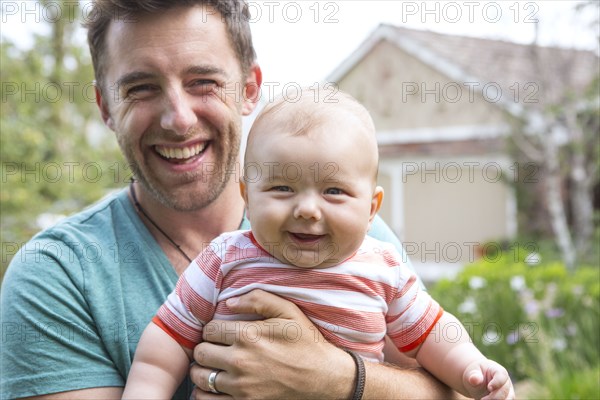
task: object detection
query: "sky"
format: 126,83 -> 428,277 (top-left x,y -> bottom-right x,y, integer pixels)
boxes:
248,0 -> 598,89
2,0 -> 598,94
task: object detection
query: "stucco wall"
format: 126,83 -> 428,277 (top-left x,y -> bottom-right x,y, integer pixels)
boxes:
337,40 -> 507,131
378,159 -> 511,264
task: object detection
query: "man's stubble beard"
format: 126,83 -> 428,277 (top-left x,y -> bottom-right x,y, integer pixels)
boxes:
120,122 -> 241,212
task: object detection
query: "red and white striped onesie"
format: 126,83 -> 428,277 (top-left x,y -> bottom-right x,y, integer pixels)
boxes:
154,230 -> 443,362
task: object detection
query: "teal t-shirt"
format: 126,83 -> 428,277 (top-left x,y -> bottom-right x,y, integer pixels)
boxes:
0,188 -> 418,398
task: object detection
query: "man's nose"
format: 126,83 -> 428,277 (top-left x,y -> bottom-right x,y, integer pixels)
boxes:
160,89 -> 198,135
293,194 -> 322,221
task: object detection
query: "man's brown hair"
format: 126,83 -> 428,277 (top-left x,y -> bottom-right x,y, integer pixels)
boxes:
84,0 -> 256,93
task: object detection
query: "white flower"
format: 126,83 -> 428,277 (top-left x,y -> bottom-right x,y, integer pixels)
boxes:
524,300 -> 540,317
482,326 -> 501,346
510,275 -> 527,292
552,338 -> 567,351
469,276 -> 487,290
524,252 -> 541,265
572,285 -> 584,296
458,297 -> 478,314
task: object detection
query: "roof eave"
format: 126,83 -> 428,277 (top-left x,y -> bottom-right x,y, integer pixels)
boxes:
325,24 -> 531,121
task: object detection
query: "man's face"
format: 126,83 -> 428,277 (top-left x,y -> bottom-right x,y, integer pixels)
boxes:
98,5 -> 257,211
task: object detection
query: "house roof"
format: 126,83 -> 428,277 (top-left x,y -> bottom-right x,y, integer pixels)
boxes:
327,24 -> 599,118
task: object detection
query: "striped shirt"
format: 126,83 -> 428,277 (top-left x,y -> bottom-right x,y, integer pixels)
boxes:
155,230 -> 443,362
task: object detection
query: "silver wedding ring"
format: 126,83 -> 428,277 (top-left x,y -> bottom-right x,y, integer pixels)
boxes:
207,369 -> 221,394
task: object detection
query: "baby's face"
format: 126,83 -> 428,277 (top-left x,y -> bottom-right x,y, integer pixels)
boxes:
242,117 -> 382,269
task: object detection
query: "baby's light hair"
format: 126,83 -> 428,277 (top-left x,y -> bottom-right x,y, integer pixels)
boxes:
245,86 -> 379,181
251,86 -> 375,139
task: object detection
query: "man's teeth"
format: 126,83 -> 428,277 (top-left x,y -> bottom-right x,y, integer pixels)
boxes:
155,143 -> 206,159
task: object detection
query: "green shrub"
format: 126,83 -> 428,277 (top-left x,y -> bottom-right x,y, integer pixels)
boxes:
430,248 -> 600,392
545,367 -> 600,399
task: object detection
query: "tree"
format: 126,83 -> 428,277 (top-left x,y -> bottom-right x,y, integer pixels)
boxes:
1,0 -> 125,275
511,4 -> 599,269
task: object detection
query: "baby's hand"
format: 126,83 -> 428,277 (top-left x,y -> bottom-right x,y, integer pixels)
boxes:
463,359 -> 515,400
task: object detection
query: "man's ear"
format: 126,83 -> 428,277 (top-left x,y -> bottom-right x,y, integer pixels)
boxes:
95,85 -> 115,131
241,63 -> 263,116
368,186 -> 384,225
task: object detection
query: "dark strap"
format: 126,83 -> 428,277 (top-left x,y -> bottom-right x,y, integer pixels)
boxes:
344,350 -> 366,400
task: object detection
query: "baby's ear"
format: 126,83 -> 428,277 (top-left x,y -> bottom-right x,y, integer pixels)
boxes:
239,178 -> 250,217
239,179 -> 247,202
369,186 -> 384,224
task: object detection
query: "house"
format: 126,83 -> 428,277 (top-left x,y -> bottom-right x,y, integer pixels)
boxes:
326,25 -> 598,282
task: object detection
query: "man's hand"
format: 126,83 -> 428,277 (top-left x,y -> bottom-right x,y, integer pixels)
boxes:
189,289 -> 355,399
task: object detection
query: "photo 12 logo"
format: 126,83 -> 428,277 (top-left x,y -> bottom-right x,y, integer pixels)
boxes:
399,1 -> 539,24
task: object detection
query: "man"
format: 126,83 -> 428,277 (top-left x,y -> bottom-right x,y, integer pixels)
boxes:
1,1 -> 456,398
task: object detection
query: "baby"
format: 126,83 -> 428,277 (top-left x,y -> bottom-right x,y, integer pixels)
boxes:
123,88 -> 514,399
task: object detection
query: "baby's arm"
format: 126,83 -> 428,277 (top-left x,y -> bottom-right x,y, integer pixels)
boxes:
408,312 -> 514,399
122,322 -> 193,399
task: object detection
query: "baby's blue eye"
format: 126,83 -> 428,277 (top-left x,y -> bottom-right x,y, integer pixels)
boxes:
325,188 -> 343,195
272,186 -> 292,192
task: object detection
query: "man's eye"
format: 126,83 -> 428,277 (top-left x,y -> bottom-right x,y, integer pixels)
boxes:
325,188 -> 344,195
124,84 -> 156,99
190,79 -> 217,92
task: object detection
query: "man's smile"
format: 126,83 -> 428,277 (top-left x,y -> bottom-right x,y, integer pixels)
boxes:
154,141 -> 209,164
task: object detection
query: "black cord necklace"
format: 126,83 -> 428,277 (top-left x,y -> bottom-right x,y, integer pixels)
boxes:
129,179 -> 192,263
